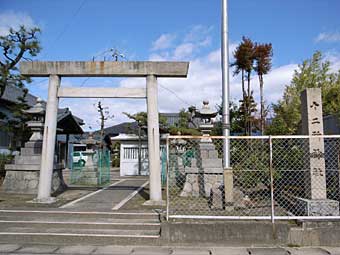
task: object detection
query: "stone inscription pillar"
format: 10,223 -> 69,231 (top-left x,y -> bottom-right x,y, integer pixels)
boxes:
146,74 -> 162,203
301,88 -> 327,199
37,75 -> 60,202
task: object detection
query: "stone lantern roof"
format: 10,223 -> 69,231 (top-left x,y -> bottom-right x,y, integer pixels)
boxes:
194,100 -> 218,121
24,98 -> 45,115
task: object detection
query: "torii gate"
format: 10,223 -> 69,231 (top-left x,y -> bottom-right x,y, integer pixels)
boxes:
20,61 -> 189,204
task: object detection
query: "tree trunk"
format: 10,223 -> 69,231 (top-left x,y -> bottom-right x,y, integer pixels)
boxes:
259,74 -> 264,135
247,71 -> 251,136
241,69 -> 245,99
241,69 -> 247,135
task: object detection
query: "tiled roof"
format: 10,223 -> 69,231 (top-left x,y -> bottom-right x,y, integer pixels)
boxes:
1,84 -> 37,106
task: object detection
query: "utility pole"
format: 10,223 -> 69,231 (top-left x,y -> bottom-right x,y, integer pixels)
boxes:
221,0 -> 230,169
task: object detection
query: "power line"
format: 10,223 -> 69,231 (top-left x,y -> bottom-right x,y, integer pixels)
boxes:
29,78 -> 48,86
158,82 -> 192,107
59,77 -> 91,104
40,0 -> 87,59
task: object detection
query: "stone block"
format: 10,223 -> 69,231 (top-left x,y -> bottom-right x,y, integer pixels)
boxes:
296,198 -> 339,216
204,183 -> 213,197
15,155 -> 41,165
178,157 -> 183,166
180,182 -> 192,197
5,163 -> 40,171
210,183 -> 224,209
183,182 -> 192,193
192,182 -> 200,197
185,167 -> 199,174
200,150 -> 209,159
204,174 -> 223,197
224,169 -> 234,204
24,140 -> 43,148
208,150 -> 218,158
1,170 -> 40,194
1,169 -> 64,195
204,167 -> 224,174
201,159 -> 223,168
21,147 -> 42,156
190,159 -> 197,168
198,143 -> 215,151
187,174 -> 198,184
233,188 -> 246,209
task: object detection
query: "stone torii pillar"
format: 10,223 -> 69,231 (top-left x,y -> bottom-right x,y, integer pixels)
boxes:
20,61 -> 189,204
146,75 -> 162,203
38,75 -> 60,202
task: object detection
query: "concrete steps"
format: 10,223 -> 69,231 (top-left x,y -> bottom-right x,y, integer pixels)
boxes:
0,210 -> 161,245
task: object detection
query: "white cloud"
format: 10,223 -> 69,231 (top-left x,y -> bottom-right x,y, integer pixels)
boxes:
148,52 -> 170,61
151,33 -> 176,51
324,51 -> 340,71
173,43 -> 195,60
60,49 -> 340,131
31,52 -> 298,132
251,64 -> 297,103
315,32 -> 340,43
0,11 -> 36,36
207,42 -> 238,64
59,98 -> 146,131
184,25 -> 213,43
60,53 -> 297,131
30,26 -> 340,131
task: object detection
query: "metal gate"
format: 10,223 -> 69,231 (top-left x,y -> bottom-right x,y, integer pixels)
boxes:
70,149 -> 110,186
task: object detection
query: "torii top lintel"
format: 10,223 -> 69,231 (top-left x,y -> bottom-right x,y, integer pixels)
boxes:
20,61 -> 189,78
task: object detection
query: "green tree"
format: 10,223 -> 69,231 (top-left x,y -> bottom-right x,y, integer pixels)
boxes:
266,51 -> 340,135
0,26 -> 41,149
254,43 -> 273,134
0,26 -> 41,97
123,111 -> 168,174
232,37 -> 256,135
213,101 -> 250,135
123,112 -> 168,129
168,108 -> 200,135
0,88 -> 31,150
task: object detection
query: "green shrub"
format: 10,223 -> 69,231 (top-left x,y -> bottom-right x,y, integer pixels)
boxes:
0,153 -> 14,177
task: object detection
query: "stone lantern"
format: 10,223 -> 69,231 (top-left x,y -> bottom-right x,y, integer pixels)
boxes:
195,100 -> 218,141
24,98 -> 45,142
2,99 -> 65,195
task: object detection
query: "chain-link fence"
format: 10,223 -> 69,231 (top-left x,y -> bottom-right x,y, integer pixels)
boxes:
70,149 -> 110,186
97,149 -> 110,185
166,135 -> 340,221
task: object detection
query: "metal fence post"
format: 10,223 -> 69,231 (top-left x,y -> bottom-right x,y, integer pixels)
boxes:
166,135 -> 170,221
269,136 -> 275,224
269,136 -> 277,239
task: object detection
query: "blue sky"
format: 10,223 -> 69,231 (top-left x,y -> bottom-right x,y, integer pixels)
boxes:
1,0 -> 340,130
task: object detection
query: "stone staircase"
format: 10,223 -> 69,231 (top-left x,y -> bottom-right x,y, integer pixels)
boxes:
0,210 -> 161,245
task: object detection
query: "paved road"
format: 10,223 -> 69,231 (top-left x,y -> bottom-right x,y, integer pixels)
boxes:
61,178 -> 148,211
1,244 -> 340,255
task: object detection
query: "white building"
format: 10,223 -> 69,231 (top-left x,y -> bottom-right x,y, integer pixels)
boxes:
111,133 -> 167,176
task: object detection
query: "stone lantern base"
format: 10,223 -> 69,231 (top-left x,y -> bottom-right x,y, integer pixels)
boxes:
2,140 -> 66,195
